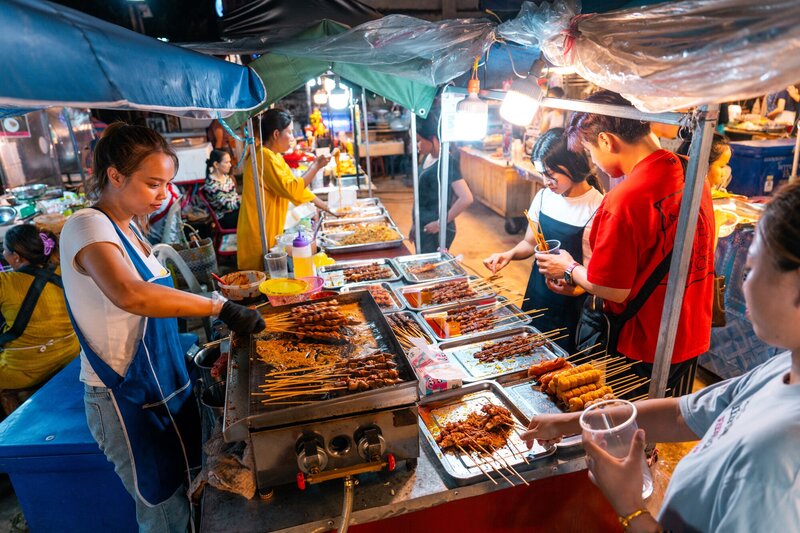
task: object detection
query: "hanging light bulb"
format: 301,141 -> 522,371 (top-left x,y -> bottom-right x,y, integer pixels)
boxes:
500,59 -> 546,126
455,71 -> 488,141
328,80 -> 349,110
312,87 -> 328,105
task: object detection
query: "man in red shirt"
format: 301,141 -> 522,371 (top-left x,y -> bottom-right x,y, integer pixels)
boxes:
536,90 -> 715,396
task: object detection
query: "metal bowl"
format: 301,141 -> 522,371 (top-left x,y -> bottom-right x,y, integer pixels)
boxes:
8,184 -> 48,202
0,206 -> 17,226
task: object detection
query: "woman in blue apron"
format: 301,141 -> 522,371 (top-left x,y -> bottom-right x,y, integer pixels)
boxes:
60,123 -> 265,532
484,128 -> 603,353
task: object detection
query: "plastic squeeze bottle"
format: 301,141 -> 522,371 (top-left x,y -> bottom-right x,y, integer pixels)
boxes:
292,231 -> 315,279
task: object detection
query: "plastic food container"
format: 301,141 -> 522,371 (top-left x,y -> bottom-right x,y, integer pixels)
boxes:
217,270 -> 267,301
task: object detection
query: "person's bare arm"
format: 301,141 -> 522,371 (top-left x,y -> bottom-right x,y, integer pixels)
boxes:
447,179 -> 473,222
522,397 -> 699,445
766,98 -> 786,119
76,242 -> 219,318
302,154 -> 331,186
536,252 -> 630,303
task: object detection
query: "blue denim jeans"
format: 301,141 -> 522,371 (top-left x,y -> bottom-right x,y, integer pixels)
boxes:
84,385 -> 190,533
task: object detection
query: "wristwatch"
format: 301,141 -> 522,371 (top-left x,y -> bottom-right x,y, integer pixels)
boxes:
563,261 -> 580,286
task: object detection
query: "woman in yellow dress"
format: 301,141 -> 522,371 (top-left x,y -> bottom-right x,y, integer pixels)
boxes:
237,109 -> 333,270
1,225 -> 79,393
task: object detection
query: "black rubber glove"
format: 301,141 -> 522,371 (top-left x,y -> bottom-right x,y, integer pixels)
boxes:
218,301 -> 266,335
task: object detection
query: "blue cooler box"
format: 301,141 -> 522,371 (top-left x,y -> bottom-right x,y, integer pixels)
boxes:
0,358 -> 137,532
727,138 -> 795,197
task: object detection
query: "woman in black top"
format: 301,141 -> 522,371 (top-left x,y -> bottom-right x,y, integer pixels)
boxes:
412,115 -> 473,253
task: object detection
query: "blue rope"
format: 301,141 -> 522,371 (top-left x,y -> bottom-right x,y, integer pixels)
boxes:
216,113 -> 255,170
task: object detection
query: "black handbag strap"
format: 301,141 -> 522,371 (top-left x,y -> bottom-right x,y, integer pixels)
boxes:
0,264 -> 62,346
616,250 -> 673,325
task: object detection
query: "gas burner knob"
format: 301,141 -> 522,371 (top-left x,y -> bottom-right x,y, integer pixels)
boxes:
355,427 -> 386,461
297,438 -> 328,474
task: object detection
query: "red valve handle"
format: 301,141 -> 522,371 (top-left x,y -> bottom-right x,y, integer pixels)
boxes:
296,472 -> 306,490
387,453 -> 396,472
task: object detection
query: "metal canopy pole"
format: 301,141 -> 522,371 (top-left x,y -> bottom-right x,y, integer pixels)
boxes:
446,87 -> 685,126
648,105 -> 719,399
361,88 -> 373,197
438,142 -> 450,252
790,118 -> 800,182
410,113 -> 421,252
62,108 -> 87,186
247,117 -> 269,271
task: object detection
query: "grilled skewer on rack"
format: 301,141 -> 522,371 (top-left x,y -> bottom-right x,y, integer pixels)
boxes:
435,404 -> 515,452
472,332 -> 554,363
344,264 -> 393,283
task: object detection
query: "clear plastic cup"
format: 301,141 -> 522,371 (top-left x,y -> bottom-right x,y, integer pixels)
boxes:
534,239 -> 561,254
265,251 -> 288,279
579,399 -> 654,499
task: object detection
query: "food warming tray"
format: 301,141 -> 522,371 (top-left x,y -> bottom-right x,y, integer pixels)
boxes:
396,276 -> 496,312
437,326 -> 569,383
418,381 -> 555,485
318,214 -> 405,254
394,252 -> 469,284
418,296 -> 532,342
222,291 -> 418,442
318,258 -> 402,289
340,282 -> 406,313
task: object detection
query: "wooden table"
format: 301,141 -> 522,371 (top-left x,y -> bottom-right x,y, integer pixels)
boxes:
458,147 -> 538,234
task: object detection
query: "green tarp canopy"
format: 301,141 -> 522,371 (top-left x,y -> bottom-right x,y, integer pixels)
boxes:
224,20 -> 437,130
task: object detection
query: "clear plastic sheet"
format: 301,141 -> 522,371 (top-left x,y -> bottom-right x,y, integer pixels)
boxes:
269,14 -> 496,87
498,0 -> 800,113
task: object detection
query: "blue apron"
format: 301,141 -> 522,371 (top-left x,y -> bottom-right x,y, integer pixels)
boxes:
523,196 -> 591,354
67,210 -> 200,506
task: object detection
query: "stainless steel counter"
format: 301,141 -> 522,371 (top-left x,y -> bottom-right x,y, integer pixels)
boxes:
200,435 -> 588,532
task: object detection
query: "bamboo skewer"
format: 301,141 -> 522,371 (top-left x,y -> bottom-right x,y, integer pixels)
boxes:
523,210 -> 548,251
566,343 -> 602,360
457,445 -> 498,485
466,438 -> 518,487
617,379 -> 650,397
628,393 -> 649,403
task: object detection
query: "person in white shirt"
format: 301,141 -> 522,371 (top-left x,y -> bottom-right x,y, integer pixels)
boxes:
521,181 -> 800,532
484,128 -> 603,353
60,122 -> 264,532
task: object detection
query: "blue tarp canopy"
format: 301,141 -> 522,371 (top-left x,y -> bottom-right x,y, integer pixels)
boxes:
0,0 -> 266,119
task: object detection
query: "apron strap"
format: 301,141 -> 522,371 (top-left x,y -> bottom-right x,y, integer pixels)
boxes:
0,264 -> 62,347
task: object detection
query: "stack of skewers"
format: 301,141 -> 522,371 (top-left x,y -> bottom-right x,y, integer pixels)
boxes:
428,301 -> 546,338
523,209 -> 548,252
526,345 -> 650,411
264,300 -> 353,343
386,313 -> 433,349
344,264 -> 393,283
472,329 -> 567,363
255,352 -> 403,405
435,403 -> 531,487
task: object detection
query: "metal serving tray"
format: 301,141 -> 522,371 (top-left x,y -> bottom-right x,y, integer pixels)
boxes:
498,372 -> 582,449
437,326 -> 569,383
417,296 -> 531,343
418,381 -> 555,485
394,252 -> 469,284
318,217 -> 405,254
223,292 -> 418,442
323,205 -> 386,221
318,258 -> 402,289
340,282 -> 405,313
320,214 -> 397,231
396,276 -> 496,312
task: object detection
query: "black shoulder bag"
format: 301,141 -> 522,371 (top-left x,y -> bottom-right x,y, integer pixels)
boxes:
0,264 -> 63,349
575,251 -> 672,356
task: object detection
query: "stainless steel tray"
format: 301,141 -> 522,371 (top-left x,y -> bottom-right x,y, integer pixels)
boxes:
417,296 -> 532,343
396,276 -> 496,312
438,326 -> 568,383
384,310 -> 436,353
418,381 -> 555,485
499,372 -> 582,449
223,292 -> 418,442
318,258 -> 402,289
320,214 -> 396,231
394,252 -> 469,284
323,205 -> 386,221
341,282 -> 405,313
